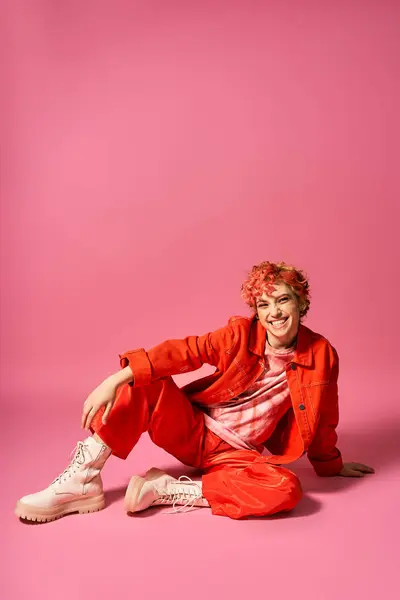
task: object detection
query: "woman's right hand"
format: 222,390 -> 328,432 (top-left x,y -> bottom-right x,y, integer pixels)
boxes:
81,378 -> 118,431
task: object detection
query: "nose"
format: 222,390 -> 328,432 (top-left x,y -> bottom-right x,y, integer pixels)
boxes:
270,304 -> 282,318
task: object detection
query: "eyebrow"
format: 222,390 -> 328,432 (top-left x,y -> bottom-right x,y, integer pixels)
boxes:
256,294 -> 290,305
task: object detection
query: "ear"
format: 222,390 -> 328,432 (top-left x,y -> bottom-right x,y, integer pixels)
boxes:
299,302 -> 307,316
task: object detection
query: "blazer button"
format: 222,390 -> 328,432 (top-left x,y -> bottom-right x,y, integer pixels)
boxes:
290,363 -> 297,370
299,404 -> 306,410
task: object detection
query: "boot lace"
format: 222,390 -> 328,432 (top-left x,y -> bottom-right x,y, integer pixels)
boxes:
157,476 -> 206,513
51,442 -> 87,485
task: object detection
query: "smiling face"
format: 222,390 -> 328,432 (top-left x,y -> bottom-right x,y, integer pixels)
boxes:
256,281 -> 301,349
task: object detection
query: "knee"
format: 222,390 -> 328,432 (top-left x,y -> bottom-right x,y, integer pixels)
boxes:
284,469 -> 303,508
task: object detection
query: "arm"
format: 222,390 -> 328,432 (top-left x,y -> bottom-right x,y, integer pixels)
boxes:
82,322 -> 236,429
307,346 -> 344,476
118,323 -> 236,387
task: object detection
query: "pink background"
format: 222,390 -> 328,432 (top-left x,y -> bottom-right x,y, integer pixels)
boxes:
2,1 -> 399,599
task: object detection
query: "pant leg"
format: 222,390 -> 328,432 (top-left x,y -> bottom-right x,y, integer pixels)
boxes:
90,383 -> 151,459
90,377 -> 206,467
200,431 -> 303,519
91,379 -> 302,519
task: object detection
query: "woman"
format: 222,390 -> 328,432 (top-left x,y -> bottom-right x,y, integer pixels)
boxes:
15,261 -> 374,522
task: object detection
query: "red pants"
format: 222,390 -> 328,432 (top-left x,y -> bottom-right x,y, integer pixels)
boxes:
91,377 -> 302,519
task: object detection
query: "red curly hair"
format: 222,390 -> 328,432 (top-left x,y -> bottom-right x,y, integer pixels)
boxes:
241,261 -> 311,318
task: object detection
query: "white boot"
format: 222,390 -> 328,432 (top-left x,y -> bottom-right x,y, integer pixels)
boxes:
15,437 -> 111,522
125,468 -> 210,513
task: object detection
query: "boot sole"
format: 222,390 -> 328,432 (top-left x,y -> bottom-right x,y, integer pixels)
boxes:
15,494 -> 105,523
124,468 -> 168,513
124,475 -> 146,513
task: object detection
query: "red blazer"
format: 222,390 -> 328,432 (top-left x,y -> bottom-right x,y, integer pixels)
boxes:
121,316 -> 344,476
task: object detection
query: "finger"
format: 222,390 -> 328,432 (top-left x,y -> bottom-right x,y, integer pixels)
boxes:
346,462 -> 375,473
81,402 -> 91,429
347,470 -> 365,478
354,463 -> 375,473
82,406 -> 91,430
341,468 -> 364,477
102,402 -> 113,424
85,406 -> 98,431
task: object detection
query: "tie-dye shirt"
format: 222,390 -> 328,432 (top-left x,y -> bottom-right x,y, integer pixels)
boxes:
202,341 -> 295,451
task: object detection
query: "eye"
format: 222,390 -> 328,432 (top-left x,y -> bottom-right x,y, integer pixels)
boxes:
279,297 -> 289,303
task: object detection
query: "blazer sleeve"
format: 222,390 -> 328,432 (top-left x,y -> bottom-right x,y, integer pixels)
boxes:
307,346 -> 344,476
118,323 -> 236,388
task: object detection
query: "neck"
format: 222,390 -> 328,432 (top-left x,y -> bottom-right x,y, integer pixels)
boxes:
267,333 -> 297,350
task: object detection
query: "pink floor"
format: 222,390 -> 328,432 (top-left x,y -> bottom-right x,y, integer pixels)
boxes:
4,373 -> 399,600
3,1 -> 399,598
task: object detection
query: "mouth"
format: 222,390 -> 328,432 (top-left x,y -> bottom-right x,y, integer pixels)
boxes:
268,317 -> 289,330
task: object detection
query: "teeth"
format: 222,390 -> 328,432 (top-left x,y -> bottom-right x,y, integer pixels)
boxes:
271,319 -> 286,326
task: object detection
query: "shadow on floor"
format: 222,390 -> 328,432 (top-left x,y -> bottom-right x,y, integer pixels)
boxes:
291,416 -> 399,493
126,493 -> 322,520
104,485 -> 128,507
105,417 -> 399,517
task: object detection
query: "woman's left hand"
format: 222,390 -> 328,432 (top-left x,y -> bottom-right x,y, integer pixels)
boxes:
339,462 -> 375,477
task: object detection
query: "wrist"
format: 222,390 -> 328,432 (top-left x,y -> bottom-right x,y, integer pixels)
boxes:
109,366 -> 134,389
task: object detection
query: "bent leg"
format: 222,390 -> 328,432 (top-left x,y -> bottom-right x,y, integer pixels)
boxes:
91,378 -> 206,466
90,382 -> 155,459
201,437 -> 303,519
